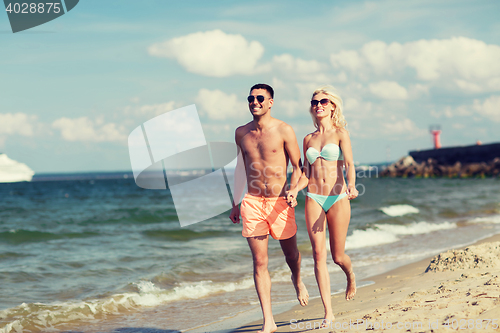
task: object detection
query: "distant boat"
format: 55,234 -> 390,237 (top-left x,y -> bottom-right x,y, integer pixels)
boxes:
0,153 -> 35,183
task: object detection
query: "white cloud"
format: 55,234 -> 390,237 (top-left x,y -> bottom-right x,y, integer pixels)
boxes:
454,80 -> 484,93
369,81 -> 408,100
271,77 -> 286,91
148,29 -> 265,77
52,117 -> 127,142
0,113 -> 36,136
343,97 -> 373,119
279,99 -> 302,118
473,95 -> 500,122
272,54 -> 324,74
330,50 -> 363,72
195,89 -> 247,120
295,82 -> 326,100
383,118 -> 426,138
408,84 -> 429,98
406,37 -> 500,81
270,54 -> 330,82
433,96 -> 499,121
432,104 -> 473,119
136,101 -> 178,116
330,37 -> 500,92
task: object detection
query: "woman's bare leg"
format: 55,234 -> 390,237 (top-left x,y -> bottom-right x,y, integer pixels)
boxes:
305,197 -> 335,326
326,197 -> 356,300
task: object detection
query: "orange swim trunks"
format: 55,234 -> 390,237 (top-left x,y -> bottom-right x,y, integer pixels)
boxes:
240,194 -> 297,240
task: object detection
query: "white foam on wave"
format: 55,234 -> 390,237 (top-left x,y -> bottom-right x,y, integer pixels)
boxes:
375,221 -> 456,235
345,221 -> 456,250
380,204 -> 420,216
345,229 -> 399,249
469,215 -> 500,224
0,278 -> 255,333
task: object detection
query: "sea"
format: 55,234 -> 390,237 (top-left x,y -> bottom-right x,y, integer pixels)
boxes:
1,170 -> 500,333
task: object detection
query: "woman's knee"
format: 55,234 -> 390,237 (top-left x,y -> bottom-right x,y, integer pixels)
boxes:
332,254 -> 346,266
312,248 -> 328,263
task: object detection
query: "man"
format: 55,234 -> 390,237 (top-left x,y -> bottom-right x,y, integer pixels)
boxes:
230,83 -> 308,333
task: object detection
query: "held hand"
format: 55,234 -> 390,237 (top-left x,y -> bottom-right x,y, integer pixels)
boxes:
285,189 -> 298,208
229,205 -> 241,224
347,185 -> 359,200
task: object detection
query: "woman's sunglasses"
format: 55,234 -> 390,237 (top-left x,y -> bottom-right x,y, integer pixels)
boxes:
310,98 -> 331,107
247,95 -> 266,103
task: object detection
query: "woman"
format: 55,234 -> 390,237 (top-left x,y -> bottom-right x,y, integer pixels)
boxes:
286,86 -> 358,325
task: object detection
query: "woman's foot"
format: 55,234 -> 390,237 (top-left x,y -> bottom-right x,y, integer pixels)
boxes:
346,271 -> 356,300
258,321 -> 278,333
320,313 -> 335,328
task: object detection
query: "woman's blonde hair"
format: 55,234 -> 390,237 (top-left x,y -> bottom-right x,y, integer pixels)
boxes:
309,85 -> 347,129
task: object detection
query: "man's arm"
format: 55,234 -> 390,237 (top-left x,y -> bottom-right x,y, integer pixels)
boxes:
286,135 -> 311,207
281,123 -> 302,206
229,127 -> 246,224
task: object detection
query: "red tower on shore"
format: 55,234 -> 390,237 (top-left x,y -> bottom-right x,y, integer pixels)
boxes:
429,125 -> 441,149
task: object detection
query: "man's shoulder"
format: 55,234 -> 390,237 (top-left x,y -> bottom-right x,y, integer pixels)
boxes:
235,122 -> 253,144
273,118 -> 295,134
235,122 -> 253,134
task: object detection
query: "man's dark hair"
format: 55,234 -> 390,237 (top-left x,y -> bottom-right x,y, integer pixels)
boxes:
250,83 -> 274,99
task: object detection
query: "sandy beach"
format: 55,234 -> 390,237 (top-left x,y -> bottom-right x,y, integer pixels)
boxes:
193,234 -> 500,333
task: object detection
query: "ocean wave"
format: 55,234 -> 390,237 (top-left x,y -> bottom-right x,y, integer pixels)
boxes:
380,204 -> 420,216
0,229 -> 99,244
79,207 -> 179,225
142,229 -> 228,241
468,214 -> 500,224
345,221 -> 456,250
0,278 -> 254,333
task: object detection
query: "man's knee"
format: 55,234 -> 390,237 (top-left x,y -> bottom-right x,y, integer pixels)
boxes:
253,255 -> 268,269
284,248 -> 300,263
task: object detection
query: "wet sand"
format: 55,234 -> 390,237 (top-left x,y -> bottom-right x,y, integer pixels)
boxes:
194,233 -> 500,333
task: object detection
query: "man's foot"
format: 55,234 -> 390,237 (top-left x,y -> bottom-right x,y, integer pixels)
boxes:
346,271 -> 356,300
258,322 -> 278,333
291,274 -> 309,306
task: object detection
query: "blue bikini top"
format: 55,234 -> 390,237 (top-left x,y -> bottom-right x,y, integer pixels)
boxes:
306,143 -> 343,165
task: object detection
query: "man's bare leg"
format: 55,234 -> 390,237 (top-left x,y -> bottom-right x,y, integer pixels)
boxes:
279,234 -> 309,306
247,235 -> 278,333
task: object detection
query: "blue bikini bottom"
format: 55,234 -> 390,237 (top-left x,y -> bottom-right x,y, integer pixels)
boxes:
306,192 -> 347,212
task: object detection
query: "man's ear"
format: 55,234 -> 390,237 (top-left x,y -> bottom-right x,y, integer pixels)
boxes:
269,98 -> 274,108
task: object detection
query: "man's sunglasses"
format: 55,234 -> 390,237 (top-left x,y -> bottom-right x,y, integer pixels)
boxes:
310,98 -> 331,107
247,95 -> 267,103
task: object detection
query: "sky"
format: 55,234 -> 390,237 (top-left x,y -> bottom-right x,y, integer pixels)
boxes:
1,0 -> 499,173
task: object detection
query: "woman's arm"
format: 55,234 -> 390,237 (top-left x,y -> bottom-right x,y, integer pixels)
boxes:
338,128 -> 358,200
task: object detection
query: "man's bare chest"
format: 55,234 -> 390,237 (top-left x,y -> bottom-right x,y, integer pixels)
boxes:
240,134 -> 284,159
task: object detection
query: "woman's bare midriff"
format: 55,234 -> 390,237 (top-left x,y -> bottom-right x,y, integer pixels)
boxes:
307,160 -> 346,195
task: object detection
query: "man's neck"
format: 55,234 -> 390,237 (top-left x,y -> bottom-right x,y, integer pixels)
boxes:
252,112 -> 272,130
